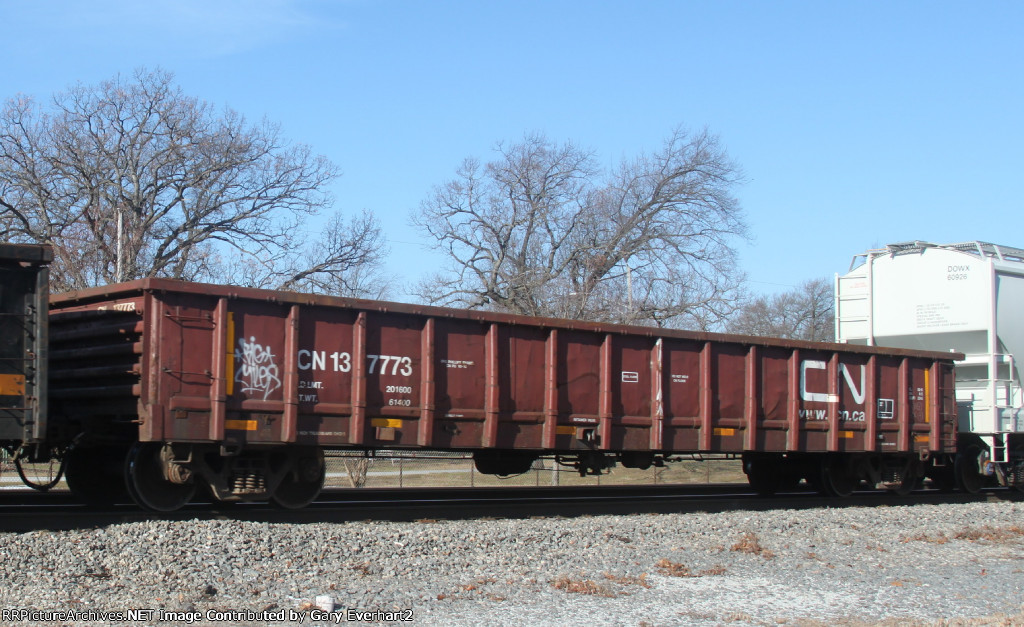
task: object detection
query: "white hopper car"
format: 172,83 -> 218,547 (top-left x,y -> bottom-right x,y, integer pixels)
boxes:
836,241 -> 1024,491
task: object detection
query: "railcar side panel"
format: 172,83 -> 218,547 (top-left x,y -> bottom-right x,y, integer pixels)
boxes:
48,279 -> 960,459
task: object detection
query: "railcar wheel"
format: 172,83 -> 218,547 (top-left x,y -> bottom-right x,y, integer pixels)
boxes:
270,448 -> 325,510
1010,461 -> 1024,494
743,455 -> 782,496
65,446 -> 130,505
818,457 -> 856,498
925,463 -> 956,492
888,460 -> 920,497
955,444 -> 986,495
125,443 -> 196,512
745,469 -> 782,496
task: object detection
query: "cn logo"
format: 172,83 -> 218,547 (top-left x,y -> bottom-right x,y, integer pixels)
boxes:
800,360 -> 865,405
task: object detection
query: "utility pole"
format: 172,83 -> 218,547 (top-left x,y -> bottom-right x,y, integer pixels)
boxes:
115,206 -> 124,283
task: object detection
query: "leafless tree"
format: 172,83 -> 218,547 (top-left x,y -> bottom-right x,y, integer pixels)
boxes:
412,128 -> 746,328
212,210 -> 391,299
726,277 -> 835,341
0,68 -> 387,295
342,458 -> 371,488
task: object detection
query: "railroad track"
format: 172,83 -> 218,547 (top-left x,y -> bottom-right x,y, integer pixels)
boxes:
0,484 -> 1019,532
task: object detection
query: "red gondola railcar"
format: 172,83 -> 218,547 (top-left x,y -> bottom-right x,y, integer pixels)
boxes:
48,279 -> 961,510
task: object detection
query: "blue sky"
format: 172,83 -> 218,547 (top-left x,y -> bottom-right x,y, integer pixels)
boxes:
2,1 -> 1021,299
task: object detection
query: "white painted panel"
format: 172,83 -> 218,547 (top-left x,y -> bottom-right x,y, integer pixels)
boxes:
870,248 -> 989,337
996,273 -> 1024,388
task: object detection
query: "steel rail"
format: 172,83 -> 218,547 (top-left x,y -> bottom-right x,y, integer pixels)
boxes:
0,485 -> 1018,533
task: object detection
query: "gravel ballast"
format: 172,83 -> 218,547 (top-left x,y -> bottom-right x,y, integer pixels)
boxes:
1,500 -> 1023,626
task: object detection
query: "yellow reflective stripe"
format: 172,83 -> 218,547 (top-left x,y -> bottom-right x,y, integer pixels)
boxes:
225,419 -> 257,431
0,374 -> 25,396
371,418 -> 403,429
924,368 -> 930,423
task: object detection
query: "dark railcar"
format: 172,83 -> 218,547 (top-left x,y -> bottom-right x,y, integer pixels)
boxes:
0,244 -> 51,448
49,279 -> 961,510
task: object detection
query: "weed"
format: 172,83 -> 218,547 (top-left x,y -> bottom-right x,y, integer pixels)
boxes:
655,558 -> 693,577
731,532 -> 775,559
904,525 -> 1024,545
955,525 -> 1024,542
723,612 -> 755,622
605,533 -> 633,543
603,572 -> 651,588
551,575 -> 614,597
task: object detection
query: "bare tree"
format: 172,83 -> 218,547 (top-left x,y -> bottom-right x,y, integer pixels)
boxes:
213,210 -> 392,299
726,277 -> 835,341
0,68 -> 387,295
412,128 -> 746,328
342,458 -> 371,488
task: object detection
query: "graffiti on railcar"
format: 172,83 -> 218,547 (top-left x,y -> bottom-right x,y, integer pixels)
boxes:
234,336 -> 282,400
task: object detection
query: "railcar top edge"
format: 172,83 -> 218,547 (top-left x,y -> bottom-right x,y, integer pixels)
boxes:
51,277 -> 963,362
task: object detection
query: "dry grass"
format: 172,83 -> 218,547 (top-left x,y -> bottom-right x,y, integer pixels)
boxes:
954,526 -> 1024,542
602,572 -> 651,588
840,612 -> 1024,626
731,532 -> 775,559
903,525 -> 1024,545
436,576 -> 506,602
654,558 -> 727,577
772,609 -> 1024,626
551,575 -> 615,596
655,558 -> 694,577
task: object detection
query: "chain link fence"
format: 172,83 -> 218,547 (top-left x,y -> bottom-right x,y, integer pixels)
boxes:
0,449 -> 745,492
323,451 -> 745,489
